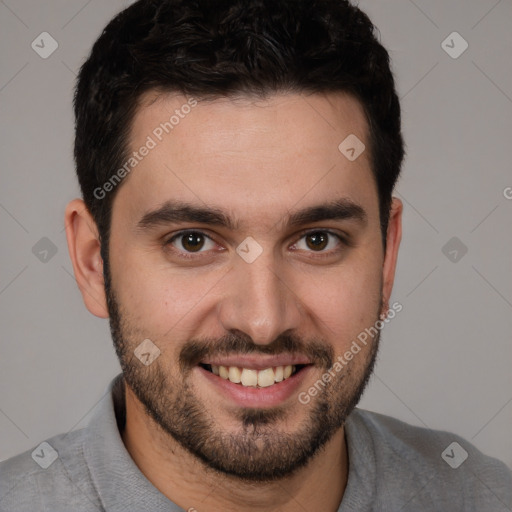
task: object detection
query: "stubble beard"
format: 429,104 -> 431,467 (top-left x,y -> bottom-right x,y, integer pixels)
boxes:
104,264 -> 381,482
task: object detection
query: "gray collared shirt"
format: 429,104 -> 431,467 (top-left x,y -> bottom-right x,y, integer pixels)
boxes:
1,374 -> 511,511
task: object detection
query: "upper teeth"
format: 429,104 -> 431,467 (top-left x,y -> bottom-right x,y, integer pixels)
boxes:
211,365 -> 295,387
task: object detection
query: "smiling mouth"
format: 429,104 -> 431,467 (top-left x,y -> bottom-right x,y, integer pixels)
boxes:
199,363 -> 310,388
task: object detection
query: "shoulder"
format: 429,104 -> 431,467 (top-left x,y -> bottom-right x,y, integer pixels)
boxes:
0,429 -> 101,512
346,408 -> 512,510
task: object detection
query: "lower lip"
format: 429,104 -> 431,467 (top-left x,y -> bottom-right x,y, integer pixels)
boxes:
197,365 -> 314,408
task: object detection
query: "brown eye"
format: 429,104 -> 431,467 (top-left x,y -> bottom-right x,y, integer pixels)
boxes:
305,232 -> 329,251
291,230 -> 344,256
167,231 -> 216,255
180,232 -> 205,252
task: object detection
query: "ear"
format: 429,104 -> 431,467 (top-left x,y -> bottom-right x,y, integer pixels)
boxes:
381,197 -> 403,314
64,199 -> 109,318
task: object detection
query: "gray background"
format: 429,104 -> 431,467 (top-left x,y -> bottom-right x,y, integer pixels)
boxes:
1,0 -> 511,469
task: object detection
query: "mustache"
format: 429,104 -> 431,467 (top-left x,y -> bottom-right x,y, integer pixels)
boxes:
179,331 -> 334,371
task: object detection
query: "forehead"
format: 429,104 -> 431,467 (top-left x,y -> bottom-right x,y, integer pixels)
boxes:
115,90 -> 378,229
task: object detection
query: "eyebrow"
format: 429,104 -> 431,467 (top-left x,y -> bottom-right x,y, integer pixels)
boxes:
136,198 -> 367,232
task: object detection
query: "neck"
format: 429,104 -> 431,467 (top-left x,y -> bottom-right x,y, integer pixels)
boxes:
121,384 -> 348,512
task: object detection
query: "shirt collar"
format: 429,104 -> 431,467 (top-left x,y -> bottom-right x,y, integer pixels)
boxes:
82,374 -> 180,512
82,374 -> 373,512
338,410 -> 377,511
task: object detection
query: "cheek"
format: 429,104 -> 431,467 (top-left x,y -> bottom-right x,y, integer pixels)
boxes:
294,257 -> 382,344
109,224 -> 383,350
110,245 -> 224,336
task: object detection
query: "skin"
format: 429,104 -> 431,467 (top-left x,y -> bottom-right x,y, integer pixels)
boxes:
65,91 -> 402,511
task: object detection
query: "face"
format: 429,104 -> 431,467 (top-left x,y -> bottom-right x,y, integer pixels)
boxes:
104,92 -> 396,481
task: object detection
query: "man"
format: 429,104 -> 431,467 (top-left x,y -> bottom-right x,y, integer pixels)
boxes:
1,0 -> 510,510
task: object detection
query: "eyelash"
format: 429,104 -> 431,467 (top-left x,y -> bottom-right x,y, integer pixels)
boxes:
164,229 -> 347,260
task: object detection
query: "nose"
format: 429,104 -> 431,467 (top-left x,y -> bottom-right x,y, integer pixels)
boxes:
217,250 -> 303,346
